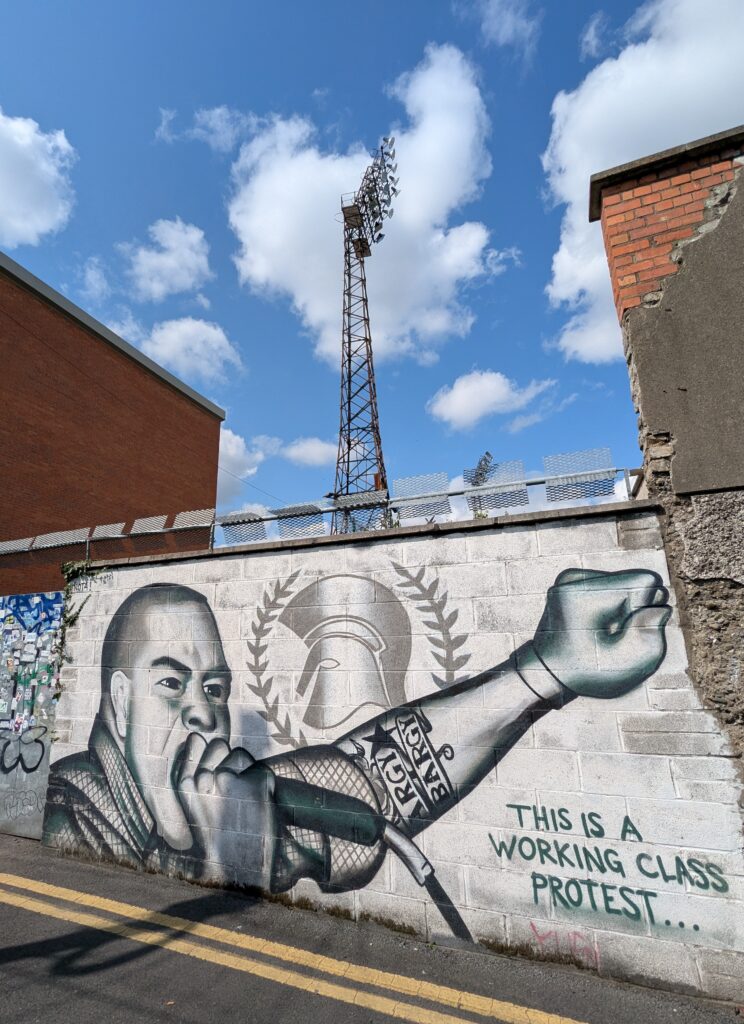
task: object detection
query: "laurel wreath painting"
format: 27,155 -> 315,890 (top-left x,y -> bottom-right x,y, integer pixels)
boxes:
245,569 -> 305,748
390,563 -> 471,688
244,564 -> 471,747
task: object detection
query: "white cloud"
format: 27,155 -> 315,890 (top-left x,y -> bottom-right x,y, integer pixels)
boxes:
579,11 -> 609,60
506,391 -> 577,433
229,44 -> 508,364
121,217 -> 213,302
79,256 -> 111,305
217,428 -> 340,504
156,105 -> 256,152
190,106 -> 257,152
154,110 -> 177,144
217,429 -> 281,505
141,317 -> 242,384
104,308 -> 147,345
281,437 -> 337,467
427,370 -> 556,430
543,0 -> 744,363
155,108 -> 177,143
104,309 -> 241,386
0,106 -> 76,248
475,0 -> 542,57
505,411 -> 543,434
235,501 -> 270,516
485,246 -> 522,275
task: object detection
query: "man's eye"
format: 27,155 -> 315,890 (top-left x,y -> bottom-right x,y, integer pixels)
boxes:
156,676 -> 183,693
204,681 -> 228,701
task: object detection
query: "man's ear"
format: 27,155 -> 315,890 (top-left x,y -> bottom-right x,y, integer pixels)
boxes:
110,670 -> 131,740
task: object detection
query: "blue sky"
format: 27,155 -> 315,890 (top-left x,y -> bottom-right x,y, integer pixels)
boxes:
2,0 -> 743,512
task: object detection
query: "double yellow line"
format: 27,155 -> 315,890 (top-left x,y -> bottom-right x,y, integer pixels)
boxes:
0,872 -> 585,1024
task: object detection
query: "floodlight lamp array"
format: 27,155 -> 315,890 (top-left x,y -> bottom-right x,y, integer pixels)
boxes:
353,136 -> 400,249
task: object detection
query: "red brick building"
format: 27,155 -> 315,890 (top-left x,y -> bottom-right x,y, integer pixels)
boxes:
0,251 -> 224,593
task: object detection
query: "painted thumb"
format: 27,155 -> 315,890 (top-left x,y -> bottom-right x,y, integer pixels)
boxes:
178,731 -> 208,788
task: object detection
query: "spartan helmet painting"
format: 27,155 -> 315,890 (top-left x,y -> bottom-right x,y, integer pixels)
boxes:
279,575 -> 412,733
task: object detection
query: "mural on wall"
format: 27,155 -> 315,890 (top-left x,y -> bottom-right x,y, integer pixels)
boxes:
43,566 -> 673,939
0,591 -> 63,839
246,568 -> 465,745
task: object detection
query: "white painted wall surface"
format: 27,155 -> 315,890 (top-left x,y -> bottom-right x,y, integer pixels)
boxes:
50,511 -> 744,999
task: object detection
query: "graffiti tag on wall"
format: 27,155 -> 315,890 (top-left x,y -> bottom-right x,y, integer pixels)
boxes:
0,591 -> 63,841
0,592 -> 62,773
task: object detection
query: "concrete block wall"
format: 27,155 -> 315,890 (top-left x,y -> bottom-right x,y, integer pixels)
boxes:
48,508 -> 744,998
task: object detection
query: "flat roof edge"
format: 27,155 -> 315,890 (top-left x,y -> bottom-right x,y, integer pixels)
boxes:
0,250 -> 225,420
589,123 -> 744,221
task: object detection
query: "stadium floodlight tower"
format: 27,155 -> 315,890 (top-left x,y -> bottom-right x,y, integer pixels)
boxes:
331,136 -> 399,534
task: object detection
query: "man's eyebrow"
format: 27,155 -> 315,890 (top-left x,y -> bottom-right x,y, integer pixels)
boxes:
150,656 -> 191,674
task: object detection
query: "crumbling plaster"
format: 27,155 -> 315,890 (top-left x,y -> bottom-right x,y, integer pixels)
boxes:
622,165 -> 744,760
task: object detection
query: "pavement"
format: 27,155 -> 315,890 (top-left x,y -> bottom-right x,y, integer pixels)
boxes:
0,833 -> 739,1024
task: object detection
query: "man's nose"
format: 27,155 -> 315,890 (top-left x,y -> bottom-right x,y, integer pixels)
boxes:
181,683 -> 216,733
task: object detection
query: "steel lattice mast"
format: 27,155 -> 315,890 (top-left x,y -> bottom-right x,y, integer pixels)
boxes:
331,137 -> 399,534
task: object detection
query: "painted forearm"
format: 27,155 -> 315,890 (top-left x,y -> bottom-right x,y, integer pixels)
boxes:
336,645 -> 567,836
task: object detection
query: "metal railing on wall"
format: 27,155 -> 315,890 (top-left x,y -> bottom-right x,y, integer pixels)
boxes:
0,508 -> 215,558
0,449 -> 642,558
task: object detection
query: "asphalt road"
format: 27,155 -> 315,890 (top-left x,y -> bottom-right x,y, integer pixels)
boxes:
0,834 -> 739,1024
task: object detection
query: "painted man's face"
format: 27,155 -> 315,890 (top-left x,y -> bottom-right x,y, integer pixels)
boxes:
111,598 -> 231,850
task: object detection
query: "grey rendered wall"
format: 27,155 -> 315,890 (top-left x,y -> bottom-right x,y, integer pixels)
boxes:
622,170 -> 744,758
625,172 -> 744,496
50,511 -> 744,999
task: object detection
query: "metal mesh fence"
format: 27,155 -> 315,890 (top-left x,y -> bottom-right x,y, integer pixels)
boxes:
90,522 -> 125,540
131,514 -> 168,535
218,511 -> 267,546
0,537 -> 34,554
272,504 -> 326,540
543,448 -> 615,503
173,508 -> 214,530
33,528 -> 90,550
0,452 -> 635,556
333,491 -> 388,532
463,459 -> 528,514
392,473 -> 452,521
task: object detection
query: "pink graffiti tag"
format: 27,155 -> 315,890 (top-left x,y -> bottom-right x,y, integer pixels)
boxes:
529,921 -> 600,970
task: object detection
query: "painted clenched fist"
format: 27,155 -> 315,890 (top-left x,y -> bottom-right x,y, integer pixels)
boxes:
526,568 -> 672,698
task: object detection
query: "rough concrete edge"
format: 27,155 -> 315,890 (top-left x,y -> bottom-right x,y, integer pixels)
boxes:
76,500 -> 661,570
619,159 -> 742,488
626,162 -> 742,322
620,159 -> 742,490
617,165 -> 744,776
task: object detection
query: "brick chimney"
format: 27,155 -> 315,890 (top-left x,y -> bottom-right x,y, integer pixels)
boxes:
590,125 -> 744,323
590,125 -> 744,496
